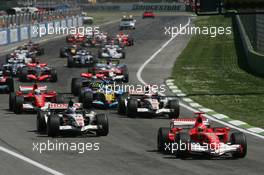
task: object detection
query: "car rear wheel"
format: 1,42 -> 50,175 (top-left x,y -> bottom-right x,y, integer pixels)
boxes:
37,111 -> 47,133
19,69 -> 28,82
96,114 -> 109,136
126,98 -> 138,118
50,69 -> 57,82
14,96 -> 24,114
71,78 -> 82,96
67,56 -> 74,68
83,91 -> 93,109
9,92 -> 15,111
230,132 -> 247,158
6,78 -> 14,92
60,48 -> 65,57
168,99 -> 180,119
118,93 -> 127,115
47,114 -> 60,137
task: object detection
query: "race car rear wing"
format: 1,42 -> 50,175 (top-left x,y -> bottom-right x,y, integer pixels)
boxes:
49,103 -> 82,110
97,59 -> 120,65
171,118 -> 209,127
19,85 -> 47,92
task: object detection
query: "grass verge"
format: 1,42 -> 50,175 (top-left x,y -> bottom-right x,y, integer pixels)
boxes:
172,15 -> 264,128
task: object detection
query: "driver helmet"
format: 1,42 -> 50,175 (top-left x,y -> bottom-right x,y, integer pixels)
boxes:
34,89 -> 41,95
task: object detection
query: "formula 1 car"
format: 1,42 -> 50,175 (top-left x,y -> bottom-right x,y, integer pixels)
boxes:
78,82 -> 123,109
23,41 -> 45,55
98,44 -> 125,59
116,32 -> 134,46
71,73 -> 111,96
18,63 -> 57,82
157,112 -> 247,159
60,45 -> 80,58
0,69 -> 14,93
88,59 -> 129,83
37,101 -> 109,137
67,49 -> 96,68
119,15 -> 136,30
82,33 -> 108,48
117,90 -> 180,118
9,84 -> 64,114
142,11 -> 155,19
66,33 -> 86,43
2,60 -> 26,76
6,49 -> 36,63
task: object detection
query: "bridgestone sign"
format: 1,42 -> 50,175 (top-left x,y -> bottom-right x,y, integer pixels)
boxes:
132,4 -> 184,11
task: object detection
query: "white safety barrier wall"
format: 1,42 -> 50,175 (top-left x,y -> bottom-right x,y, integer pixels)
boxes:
0,16 -> 83,46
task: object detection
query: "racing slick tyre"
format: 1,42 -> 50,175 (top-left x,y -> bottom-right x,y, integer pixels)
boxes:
78,89 -> 85,103
71,78 -> 82,96
6,78 -> 14,92
83,91 -> 93,109
230,132 -> 247,159
9,92 -> 15,111
67,56 -> 74,68
50,69 -> 58,82
19,69 -> 28,82
47,114 -> 60,137
14,96 -> 24,114
126,98 -> 138,118
168,99 -> 180,119
96,114 -> 109,136
37,111 -> 47,134
175,132 -> 190,159
117,93 -> 128,115
157,127 -> 172,153
60,48 -> 65,58
123,73 -> 129,83
121,51 -> 126,59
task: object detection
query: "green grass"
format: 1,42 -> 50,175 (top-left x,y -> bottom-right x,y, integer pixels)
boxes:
172,15 -> 264,128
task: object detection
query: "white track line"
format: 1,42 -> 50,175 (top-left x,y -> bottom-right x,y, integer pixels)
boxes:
136,17 -> 264,140
0,146 -> 64,175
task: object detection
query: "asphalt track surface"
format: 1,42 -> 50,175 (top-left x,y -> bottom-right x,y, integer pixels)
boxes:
0,15 -> 263,175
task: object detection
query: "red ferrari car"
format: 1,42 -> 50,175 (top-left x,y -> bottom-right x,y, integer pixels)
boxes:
19,62 -> 57,82
157,112 -> 247,159
116,32 -> 134,46
9,84 -> 63,114
66,33 -> 85,43
143,11 -> 155,19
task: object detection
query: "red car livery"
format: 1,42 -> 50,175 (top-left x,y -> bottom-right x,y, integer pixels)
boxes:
19,63 -> 57,82
157,112 -> 247,159
66,34 -> 85,43
143,11 -> 155,18
9,84 -> 62,114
